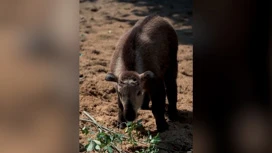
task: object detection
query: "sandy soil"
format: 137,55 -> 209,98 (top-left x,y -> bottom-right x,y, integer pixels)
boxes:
79,0 -> 192,152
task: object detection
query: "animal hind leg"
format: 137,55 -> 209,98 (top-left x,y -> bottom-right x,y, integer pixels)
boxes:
164,63 -> 178,121
150,78 -> 168,132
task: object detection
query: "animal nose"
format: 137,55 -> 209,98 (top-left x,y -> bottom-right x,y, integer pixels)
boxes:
124,112 -> 136,121
124,102 -> 136,121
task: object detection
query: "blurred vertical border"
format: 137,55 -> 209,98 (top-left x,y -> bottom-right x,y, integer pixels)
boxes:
194,0 -> 272,153
0,0 -> 78,153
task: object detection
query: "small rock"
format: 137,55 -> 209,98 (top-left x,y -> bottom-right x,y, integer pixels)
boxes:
102,93 -> 109,99
91,49 -> 100,55
79,80 -> 84,84
90,17 -> 94,21
97,68 -> 107,73
91,6 -> 99,12
181,69 -> 193,77
79,0 -> 86,3
84,29 -> 91,34
88,90 -> 97,96
108,87 -> 116,94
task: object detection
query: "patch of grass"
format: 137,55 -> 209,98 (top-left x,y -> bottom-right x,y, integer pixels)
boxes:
80,111 -> 161,153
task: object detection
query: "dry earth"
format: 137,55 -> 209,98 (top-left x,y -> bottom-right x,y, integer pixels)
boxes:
79,0 -> 193,152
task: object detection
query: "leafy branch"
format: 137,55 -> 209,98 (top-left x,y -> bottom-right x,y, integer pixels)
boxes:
80,111 -> 161,153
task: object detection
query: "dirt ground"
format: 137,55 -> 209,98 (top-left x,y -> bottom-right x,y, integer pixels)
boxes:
79,0 -> 193,152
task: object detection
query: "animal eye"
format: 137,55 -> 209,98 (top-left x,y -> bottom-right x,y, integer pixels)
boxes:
137,91 -> 141,96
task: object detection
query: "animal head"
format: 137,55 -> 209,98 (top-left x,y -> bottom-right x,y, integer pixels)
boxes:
105,71 -> 154,121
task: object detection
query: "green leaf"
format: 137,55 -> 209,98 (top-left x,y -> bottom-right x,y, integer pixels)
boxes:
107,146 -> 113,153
110,135 -> 114,141
104,135 -> 111,145
115,134 -> 123,143
150,139 -> 160,144
81,126 -> 89,135
93,140 -> 101,145
137,119 -> 143,124
86,141 -> 95,151
87,138 -> 92,141
154,133 -> 160,138
118,134 -> 124,139
95,145 -> 101,150
126,121 -> 132,127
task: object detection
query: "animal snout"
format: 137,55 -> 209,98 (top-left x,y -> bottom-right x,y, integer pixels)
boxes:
124,111 -> 136,121
123,103 -> 137,121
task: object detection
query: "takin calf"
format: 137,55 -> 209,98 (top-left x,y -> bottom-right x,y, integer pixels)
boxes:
105,15 -> 178,132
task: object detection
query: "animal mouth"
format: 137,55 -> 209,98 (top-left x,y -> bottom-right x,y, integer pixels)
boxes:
124,109 -> 137,121
125,114 -> 136,121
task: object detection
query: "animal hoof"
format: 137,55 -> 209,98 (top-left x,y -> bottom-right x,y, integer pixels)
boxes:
116,121 -> 126,129
167,108 -> 178,121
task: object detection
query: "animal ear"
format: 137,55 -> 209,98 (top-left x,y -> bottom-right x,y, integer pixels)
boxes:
139,71 -> 154,82
105,73 -> 118,82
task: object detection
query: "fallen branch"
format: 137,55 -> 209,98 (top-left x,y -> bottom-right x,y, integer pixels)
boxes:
81,111 -> 130,139
80,118 -> 146,144
110,143 -> 122,153
80,118 -> 117,134
81,111 -> 164,152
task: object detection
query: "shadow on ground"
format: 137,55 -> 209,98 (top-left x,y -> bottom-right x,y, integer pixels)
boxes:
157,109 -> 193,152
136,108 -> 193,152
82,0 -> 193,45
116,0 -> 192,26
104,16 -> 193,45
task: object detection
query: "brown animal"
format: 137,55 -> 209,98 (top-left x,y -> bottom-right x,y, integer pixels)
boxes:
105,14 -> 178,132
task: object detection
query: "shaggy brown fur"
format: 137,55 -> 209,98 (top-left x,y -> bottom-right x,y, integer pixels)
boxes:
105,14 -> 178,132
